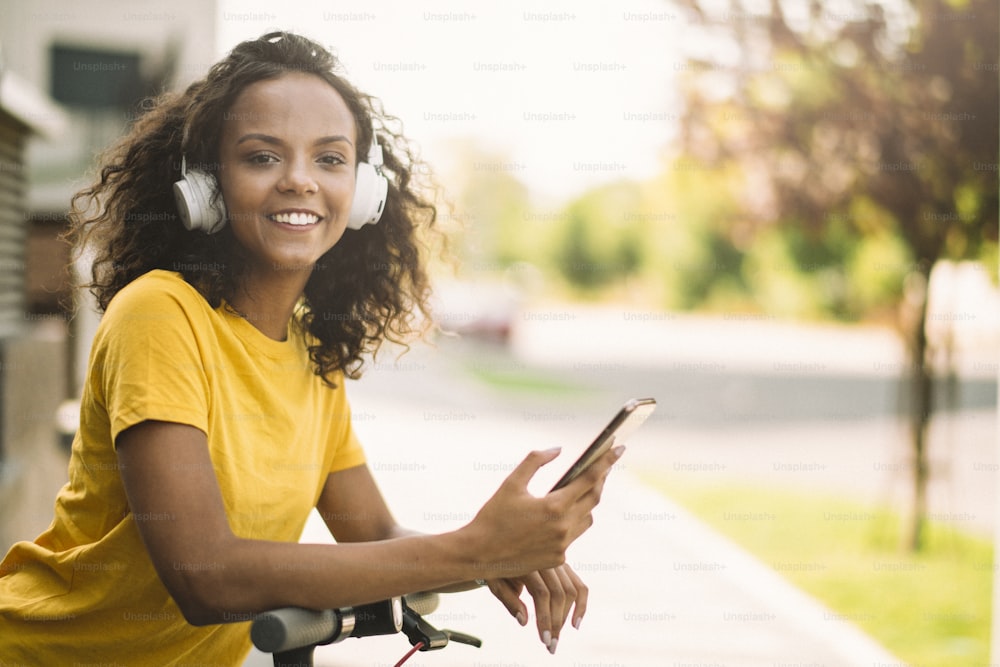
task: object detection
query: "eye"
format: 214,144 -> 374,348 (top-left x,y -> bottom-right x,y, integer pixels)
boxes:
247,152 -> 279,165
318,154 -> 347,166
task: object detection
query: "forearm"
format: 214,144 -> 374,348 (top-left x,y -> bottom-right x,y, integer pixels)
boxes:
182,529 -> 481,625
343,524 -> 484,595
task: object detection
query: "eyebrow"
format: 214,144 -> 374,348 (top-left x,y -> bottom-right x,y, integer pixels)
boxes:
235,133 -> 355,148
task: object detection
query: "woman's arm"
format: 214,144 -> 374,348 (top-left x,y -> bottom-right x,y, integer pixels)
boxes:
316,465 -> 481,594
115,420 -> 617,629
316,467 -> 491,593
315,464 -> 413,543
116,421 -> 478,625
315,453 -> 607,653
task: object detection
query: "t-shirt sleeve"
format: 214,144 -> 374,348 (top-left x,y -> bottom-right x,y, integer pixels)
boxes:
94,279 -> 211,446
328,424 -> 367,474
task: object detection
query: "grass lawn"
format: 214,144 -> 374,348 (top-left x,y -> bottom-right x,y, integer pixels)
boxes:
639,474 -> 993,667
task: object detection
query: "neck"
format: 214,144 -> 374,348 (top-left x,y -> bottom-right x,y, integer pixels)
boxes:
228,270 -> 310,341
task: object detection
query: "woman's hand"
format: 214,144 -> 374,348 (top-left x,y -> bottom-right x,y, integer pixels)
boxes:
461,444 -> 624,652
465,445 -> 623,575
484,564 -> 589,654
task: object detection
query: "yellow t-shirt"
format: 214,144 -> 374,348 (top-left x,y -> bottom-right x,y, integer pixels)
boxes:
0,270 -> 366,665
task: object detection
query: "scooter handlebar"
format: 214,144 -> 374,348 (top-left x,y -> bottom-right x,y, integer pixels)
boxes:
251,607 -> 346,654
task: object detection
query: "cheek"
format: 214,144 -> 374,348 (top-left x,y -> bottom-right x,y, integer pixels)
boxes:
216,169 -> 239,205
336,173 -> 357,197
326,174 -> 358,210
219,169 -> 267,212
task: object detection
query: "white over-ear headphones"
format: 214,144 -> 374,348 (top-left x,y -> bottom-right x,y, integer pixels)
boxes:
173,137 -> 388,234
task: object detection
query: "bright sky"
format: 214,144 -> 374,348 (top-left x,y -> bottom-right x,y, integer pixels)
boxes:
216,0 -> 681,205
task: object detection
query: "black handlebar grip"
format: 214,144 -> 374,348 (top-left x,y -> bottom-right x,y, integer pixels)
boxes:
250,607 -> 341,653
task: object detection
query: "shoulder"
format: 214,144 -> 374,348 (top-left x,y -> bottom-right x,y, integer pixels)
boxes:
102,270 -> 212,327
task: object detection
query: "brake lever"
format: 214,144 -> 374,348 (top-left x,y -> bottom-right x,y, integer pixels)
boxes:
401,606 -> 449,650
400,600 -> 482,651
442,629 -> 482,648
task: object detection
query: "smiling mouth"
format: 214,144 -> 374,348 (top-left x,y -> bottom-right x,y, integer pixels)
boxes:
268,212 -> 322,226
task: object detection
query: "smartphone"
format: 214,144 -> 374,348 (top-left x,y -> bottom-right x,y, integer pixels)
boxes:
549,398 -> 657,493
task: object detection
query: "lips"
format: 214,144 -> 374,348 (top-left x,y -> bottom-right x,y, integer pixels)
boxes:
268,210 -> 322,226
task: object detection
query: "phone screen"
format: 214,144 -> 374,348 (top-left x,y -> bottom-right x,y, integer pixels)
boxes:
548,398 -> 656,493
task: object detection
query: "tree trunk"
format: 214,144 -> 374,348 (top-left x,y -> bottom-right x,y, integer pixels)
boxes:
902,266 -> 934,552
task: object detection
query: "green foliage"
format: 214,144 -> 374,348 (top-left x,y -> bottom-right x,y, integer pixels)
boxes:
459,165 -> 533,271
549,181 -> 646,292
980,241 -> 999,286
447,135 -> 988,323
743,227 -> 830,319
442,143 -> 539,277
846,232 -> 912,315
675,0 -> 998,268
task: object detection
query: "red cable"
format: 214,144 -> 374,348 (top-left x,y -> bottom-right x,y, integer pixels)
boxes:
394,641 -> 425,666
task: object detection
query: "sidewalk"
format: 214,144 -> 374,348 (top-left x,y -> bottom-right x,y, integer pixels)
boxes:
244,391 -> 909,667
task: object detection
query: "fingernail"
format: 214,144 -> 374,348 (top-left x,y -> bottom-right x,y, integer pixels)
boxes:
542,630 -> 551,647
516,611 -> 527,626
548,637 -> 559,654
612,445 -> 626,459
542,446 -> 562,455
573,615 -> 582,630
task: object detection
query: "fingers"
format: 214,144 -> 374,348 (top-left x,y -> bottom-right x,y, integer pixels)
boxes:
522,570 -> 561,653
563,565 -> 589,629
486,578 -> 529,627
472,446 -> 618,588
553,445 -> 625,505
553,566 -> 577,631
541,566 -> 585,645
579,443 -> 625,489
504,447 -> 562,489
540,445 -> 626,556
495,566 -> 589,655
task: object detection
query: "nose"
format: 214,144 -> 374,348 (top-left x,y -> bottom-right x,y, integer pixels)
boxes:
277,157 -> 318,195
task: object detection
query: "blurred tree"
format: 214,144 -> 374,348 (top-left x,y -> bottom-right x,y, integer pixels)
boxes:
652,160 -> 758,312
460,164 -> 533,270
672,0 -> 998,550
552,181 -> 645,292
441,141 -> 535,275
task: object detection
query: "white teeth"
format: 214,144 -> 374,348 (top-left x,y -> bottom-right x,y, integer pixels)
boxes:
271,212 -> 320,226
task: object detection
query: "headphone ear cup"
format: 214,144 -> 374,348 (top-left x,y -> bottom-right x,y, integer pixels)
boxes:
173,169 -> 227,234
347,162 -> 388,230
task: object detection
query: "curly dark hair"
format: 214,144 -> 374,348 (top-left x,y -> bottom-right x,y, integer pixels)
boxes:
68,31 -> 440,384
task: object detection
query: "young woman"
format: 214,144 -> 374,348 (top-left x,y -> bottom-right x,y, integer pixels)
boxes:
0,32 -> 621,664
